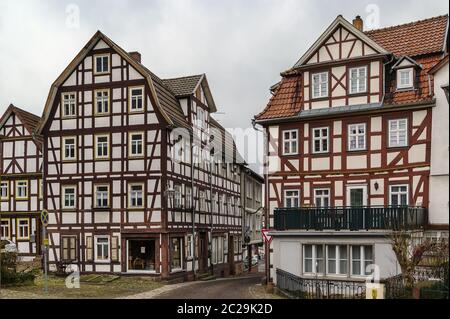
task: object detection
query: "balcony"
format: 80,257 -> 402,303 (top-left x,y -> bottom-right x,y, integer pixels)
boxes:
274,206 -> 427,231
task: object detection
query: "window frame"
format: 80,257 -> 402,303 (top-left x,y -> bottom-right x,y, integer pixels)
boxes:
397,68 -> 414,90
94,184 -> 110,209
0,181 -> 9,201
282,129 -> 299,156
61,236 -> 78,262
128,86 -> 145,113
16,218 -> 30,240
326,245 -> 348,276
303,244 -> 325,276
388,118 -> 408,148
312,127 -> 329,154
351,245 -> 374,277
61,92 -> 77,118
128,132 -> 145,158
94,134 -> 110,160
312,71 -> 329,99
284,189 -> 300,208
1,218 -> 11,240
347,123 -> 367,151
15,180 -> 29,200
62,136 -> 77,161
94,54 -> 111,75
389,184 -> 409,206
349,66 -> 368,94
314,188 -> 331,208
94,236 -> 110,263
62,185 -> 77,210
128,183 -> 144,208
94,89 -> 110,116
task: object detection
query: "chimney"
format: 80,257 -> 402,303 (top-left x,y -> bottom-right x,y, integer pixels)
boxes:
129,51 -> 141,63
353,15 -> 363,31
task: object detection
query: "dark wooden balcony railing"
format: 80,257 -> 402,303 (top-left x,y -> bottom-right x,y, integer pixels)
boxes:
274,206 -> 427,231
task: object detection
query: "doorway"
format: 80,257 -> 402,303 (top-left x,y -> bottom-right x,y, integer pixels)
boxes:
346,185 -> 368,230
198,232 -> 208,272
127,239 -> 156,273
229,235 -> 235,275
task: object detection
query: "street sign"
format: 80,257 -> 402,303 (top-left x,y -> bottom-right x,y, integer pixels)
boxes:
262,229 -> 273,244
43,238 -> 49,246
40,209 -> 49,226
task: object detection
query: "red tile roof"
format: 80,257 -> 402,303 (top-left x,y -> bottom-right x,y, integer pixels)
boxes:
255,15 -> 448,121
365,15 -> 448,57
255,76 -> 302,120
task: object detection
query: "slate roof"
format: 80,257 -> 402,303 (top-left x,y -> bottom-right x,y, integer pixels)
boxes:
210,117 -> 245,165
162,75 -> 204,97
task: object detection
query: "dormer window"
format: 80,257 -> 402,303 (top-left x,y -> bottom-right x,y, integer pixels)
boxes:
397,68 -> 414,90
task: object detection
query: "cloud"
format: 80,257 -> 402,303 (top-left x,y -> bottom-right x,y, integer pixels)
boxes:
0,0 -> 448,173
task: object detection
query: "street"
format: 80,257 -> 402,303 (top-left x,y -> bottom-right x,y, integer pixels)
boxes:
156,274 -> 269,299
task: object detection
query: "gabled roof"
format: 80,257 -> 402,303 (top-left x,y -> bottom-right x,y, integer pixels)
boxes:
292,15 -> 389,69
36,31 -> 191,134
162,74 -> 218,113
365,15 -> 449,57
0,104 -> 41,136
209,117 -> 245,165
391,56 -> 423,70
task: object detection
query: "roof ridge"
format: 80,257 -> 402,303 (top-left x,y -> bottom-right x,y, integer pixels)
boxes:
365,14 -> 448,34
10,104 -> 41,120
162,74 -> 204,81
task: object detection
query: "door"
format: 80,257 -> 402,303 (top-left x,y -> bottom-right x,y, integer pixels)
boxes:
346,185 -> 368,229
229,236 -> 235,275
198,232 -> 208,272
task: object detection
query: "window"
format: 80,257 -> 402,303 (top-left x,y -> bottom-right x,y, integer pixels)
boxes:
170,237 -> 183,270
283,130 -> 298,155
212,236 -> 224,264
348,123 -> 366,151
199,191 -> 206,211
95,135 -> 110,159
314,189 -> 330,208
15,181 -> 28,200
62,186 -> 76,209
389,119 -> 408,148
39,179 -> 43,199
327,245 -> 348,275
1,219 -> 11,239
185,186 -> 192,209
390,185 -> 408,206
284,190 -> 300,208
397,68 -> 414,89
17,218 -> 30,240
174,185 -> 182,208
351,245 -> 373,276
94,54 -> 110,74
61,236 -> 77,261
63,137 -> 77,161
197,108 -> 206,129
1,181 -> 8,200
312,127 -> 329,153
303,244 -> 324,275
62,93 -> 76,118
312,72 -> 329,98
212,192 -> 218,213
129,87 -> 144,112
129,184 -> 144,208
95,90 -> 110,115
129,132 -> 144,157
349,66 -> 367,94
95,236 -> 110,262
95,185 -> 109,208
186,234 -> 194,259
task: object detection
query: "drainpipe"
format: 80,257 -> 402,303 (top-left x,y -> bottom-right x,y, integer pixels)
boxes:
191,135 -> 196,281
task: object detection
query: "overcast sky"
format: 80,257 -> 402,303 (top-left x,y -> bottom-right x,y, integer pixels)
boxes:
0,0 -> 448,172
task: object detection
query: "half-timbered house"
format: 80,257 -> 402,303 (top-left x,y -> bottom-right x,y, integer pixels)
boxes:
0,104 -> 43,260
254,15 -> 449,287
35,31 -> 243,279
